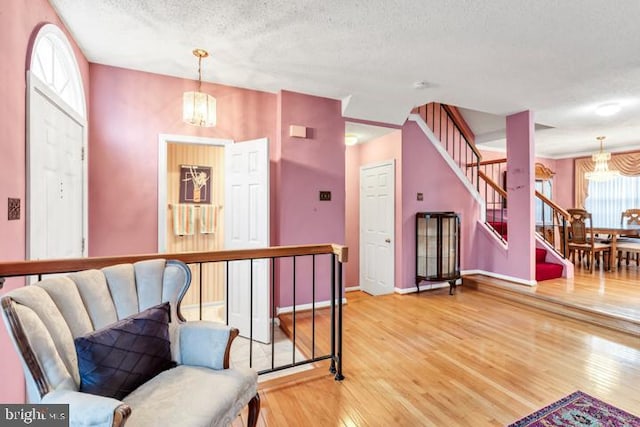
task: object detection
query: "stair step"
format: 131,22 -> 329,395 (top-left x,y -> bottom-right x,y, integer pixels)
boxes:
536,262 -> 563,281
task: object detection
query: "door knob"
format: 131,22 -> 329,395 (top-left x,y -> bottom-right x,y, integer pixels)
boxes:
385,238 -> 391,243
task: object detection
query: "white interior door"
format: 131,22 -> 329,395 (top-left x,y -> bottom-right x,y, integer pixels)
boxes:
360,160 -> 395,295
28,73 -> 86,261
224,138 -> 270,343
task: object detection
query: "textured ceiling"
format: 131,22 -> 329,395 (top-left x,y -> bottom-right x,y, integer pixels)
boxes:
49,0 -> 640,158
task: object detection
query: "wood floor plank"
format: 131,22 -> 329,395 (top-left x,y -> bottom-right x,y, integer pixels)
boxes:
256,287 -> 640,426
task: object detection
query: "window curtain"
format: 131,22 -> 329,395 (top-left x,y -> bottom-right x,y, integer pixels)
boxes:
584,176 -> 640,227
574,151 -> 640,208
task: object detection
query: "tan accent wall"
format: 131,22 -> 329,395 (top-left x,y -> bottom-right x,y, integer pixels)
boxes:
166,143 -> 225,308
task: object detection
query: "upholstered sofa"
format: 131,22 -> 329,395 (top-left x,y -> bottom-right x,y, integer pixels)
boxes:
1,259 -> 260,427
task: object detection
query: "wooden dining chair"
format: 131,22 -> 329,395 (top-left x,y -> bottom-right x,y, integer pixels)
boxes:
567,209 -> 611,273
617,209 -> 640,267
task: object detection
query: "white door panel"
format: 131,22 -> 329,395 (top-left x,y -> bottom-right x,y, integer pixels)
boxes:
28,73 -> 86,262
225,138 -> 270,343
360,161 -> 395,295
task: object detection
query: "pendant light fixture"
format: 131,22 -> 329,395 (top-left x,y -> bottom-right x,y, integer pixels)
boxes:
183,48 -> 216,127
585,136 -> 620,181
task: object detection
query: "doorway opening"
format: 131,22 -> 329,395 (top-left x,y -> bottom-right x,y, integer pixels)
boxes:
344,123 -> 400,294
157,135 -> 271,343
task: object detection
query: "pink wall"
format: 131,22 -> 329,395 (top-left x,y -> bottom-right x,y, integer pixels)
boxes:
555,158 -> 574,208
344,130 -> 402,288
275,91 -> 345,307
0,0 -> 91,404
401,121 -> 482,289
89,64 -> 277,256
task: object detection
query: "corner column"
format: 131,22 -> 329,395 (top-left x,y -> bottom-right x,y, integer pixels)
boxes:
506,111 -> 536,283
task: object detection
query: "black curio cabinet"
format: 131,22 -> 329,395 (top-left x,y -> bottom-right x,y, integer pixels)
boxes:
415,212 -> 461,295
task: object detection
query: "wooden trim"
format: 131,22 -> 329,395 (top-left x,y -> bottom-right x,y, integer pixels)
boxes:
535,162 -> 555,180
1,297 -> 50,398
467,158 -> 507,167
112,404 -> 132,427
535,191 -> 569,219
478,170 -> 507,198
331,244 -> 348,263
223,328 -> 239,369
0,244 -> 347,278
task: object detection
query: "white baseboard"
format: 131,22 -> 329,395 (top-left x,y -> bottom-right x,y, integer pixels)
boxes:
276,297 -> 348,315
345,286 -> 361,292
462,269 -> 536,286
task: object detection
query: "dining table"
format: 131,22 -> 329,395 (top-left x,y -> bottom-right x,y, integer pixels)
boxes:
592,225 -> 640,271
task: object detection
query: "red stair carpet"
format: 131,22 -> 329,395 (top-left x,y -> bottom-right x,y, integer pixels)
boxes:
488,222 -> 563,281
536,248 -> 564,281
488,221 -> 508,240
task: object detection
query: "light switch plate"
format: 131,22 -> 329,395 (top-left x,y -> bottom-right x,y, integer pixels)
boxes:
8,198 -> 20,220
417,193 -> 424,201
319,191 -> 331,201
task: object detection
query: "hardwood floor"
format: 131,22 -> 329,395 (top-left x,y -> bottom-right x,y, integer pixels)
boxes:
234,282 -> 640,426
534,264 -> 640,320
467,264 -> 640,326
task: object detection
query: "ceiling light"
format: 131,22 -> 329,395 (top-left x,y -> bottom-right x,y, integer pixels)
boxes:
585,136 -> 620,181
183,49 -> 216,127
595,103 -> 621,117
412,81 -> 432,90
345,134 -> 359,146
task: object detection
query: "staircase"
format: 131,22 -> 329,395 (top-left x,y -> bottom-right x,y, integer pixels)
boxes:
487,222 -> 563,281
415,102 -> 566,282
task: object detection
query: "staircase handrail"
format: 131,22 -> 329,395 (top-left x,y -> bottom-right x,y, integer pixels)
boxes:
535,191 -> 570,220
0,244 -> 348,279
467,158 -> 507,168
478,170 -> 507,199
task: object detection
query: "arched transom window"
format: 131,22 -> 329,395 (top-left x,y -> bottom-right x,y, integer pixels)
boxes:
30,24 -> 85,117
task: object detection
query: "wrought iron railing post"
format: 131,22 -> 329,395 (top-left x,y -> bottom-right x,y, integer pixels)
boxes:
199,262 -> 203,320
475,158 -> 480,192
329,254 -> 336,375
562,218 -> 568,257
335,256 -> 344,381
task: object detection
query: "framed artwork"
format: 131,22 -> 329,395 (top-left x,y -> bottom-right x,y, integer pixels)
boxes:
179,165 -> 211,203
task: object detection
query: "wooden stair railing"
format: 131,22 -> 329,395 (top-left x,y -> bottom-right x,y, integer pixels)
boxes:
415,102 -> 482,191
478,170 -> 508,242
0,243 -> 349,381
0,244 -> 348,279
535,191 -> 570,258
478,167 -> 570,258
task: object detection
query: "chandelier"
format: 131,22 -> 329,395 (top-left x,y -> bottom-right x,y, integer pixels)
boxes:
183,49 -> 216,127
585,136 -> 620,181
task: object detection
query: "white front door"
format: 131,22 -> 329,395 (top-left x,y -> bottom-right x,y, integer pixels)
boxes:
224,138 -> 270,343
360,161 -> 395,295
27,73 -> 86,261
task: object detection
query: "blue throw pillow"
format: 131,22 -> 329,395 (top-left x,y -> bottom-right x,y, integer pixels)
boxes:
75,302 -> 175,400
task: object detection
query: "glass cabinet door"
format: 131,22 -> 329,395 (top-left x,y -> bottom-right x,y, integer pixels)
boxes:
416,212 -> 460,287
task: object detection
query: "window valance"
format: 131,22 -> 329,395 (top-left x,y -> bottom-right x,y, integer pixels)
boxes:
575,151 -> 640,208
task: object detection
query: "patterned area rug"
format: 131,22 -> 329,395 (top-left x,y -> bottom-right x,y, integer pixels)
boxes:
509,391 -> 640,427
